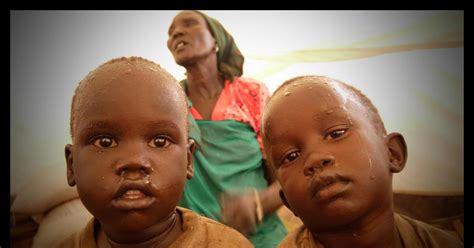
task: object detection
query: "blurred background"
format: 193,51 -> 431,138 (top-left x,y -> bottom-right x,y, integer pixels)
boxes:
11,10 -> 463,196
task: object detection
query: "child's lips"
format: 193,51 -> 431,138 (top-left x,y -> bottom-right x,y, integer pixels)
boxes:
312,181 -> 350,203
112,195 -> 155,210
112,181 -> 155,210
309,174 -> 351,203
121,189 -> 146,199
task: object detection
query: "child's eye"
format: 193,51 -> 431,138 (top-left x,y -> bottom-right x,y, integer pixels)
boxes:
282,151 -> 300,164
325,129 -> 347,140
93,137 -> 118,148
149,136 -> 171,148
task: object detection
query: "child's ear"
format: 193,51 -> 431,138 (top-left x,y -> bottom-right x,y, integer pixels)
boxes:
186,139 -> 195,180
385,132 -> 407,173
279,190 -> 298,217
65,144 -> 76,186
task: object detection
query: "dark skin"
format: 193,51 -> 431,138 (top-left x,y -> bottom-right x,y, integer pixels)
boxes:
263,78 -> 408,248
167,11 -> 283,236
167,10 -> 222,119
65,66 -> 195,248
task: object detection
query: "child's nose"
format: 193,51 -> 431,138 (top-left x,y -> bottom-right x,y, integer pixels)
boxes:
303,154 -> 335,177
119,168 -> 150,180
114,153 -> 154,178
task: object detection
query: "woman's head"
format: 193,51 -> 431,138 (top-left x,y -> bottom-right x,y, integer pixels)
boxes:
167,11 -> 244,81
167,11 -> 217,68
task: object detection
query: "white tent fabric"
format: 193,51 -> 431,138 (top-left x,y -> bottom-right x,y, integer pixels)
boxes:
10,10 -> 463,196
244,11 -> 463,194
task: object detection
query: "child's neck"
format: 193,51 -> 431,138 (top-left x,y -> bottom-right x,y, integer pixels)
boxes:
97,211 -> 183,248
313,208 -> 403,248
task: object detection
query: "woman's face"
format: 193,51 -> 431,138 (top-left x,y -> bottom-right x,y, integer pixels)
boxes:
167,11 -> 217,66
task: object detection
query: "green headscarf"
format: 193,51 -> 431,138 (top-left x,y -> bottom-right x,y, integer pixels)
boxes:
194,11 -> 244,81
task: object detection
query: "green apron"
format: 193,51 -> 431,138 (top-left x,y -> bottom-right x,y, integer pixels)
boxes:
180,102 -> 287,248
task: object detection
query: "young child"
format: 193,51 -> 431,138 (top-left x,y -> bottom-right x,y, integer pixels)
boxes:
261,75 -> 463,248
59,56 -> 254,247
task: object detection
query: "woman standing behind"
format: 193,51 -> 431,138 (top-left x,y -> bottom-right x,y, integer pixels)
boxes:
167,10 -> 287,247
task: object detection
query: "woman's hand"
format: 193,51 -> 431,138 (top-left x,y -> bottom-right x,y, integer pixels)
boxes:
219,191 -> 257,237
219,182 -> 283,237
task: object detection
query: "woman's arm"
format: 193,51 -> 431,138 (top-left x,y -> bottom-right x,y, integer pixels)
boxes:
219,162 -> 283,236
259,180 -> 283,216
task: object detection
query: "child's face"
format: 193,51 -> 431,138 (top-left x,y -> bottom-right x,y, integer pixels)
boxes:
264,80 -> 396,232
65,69 -> 192,233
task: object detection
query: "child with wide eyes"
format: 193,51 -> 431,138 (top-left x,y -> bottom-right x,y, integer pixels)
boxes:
58,56 -> 253,247
261,75 -> 463,248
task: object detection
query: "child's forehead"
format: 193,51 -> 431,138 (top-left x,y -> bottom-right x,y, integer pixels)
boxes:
76,63 -> 185,117
276,78 -> 366,109
264,78 -> 368,130
88,62 -> 170,86
281,77 -> 343,96
274,80 -> 335,107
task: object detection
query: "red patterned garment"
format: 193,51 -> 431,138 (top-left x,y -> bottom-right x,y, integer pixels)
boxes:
189,76 -> 271,157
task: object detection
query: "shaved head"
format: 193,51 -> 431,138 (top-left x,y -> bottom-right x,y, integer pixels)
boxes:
70,56 -> 187,141
263,75 -> 387,139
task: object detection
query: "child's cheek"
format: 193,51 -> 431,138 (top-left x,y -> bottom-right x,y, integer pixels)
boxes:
282,174 -> 306,196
